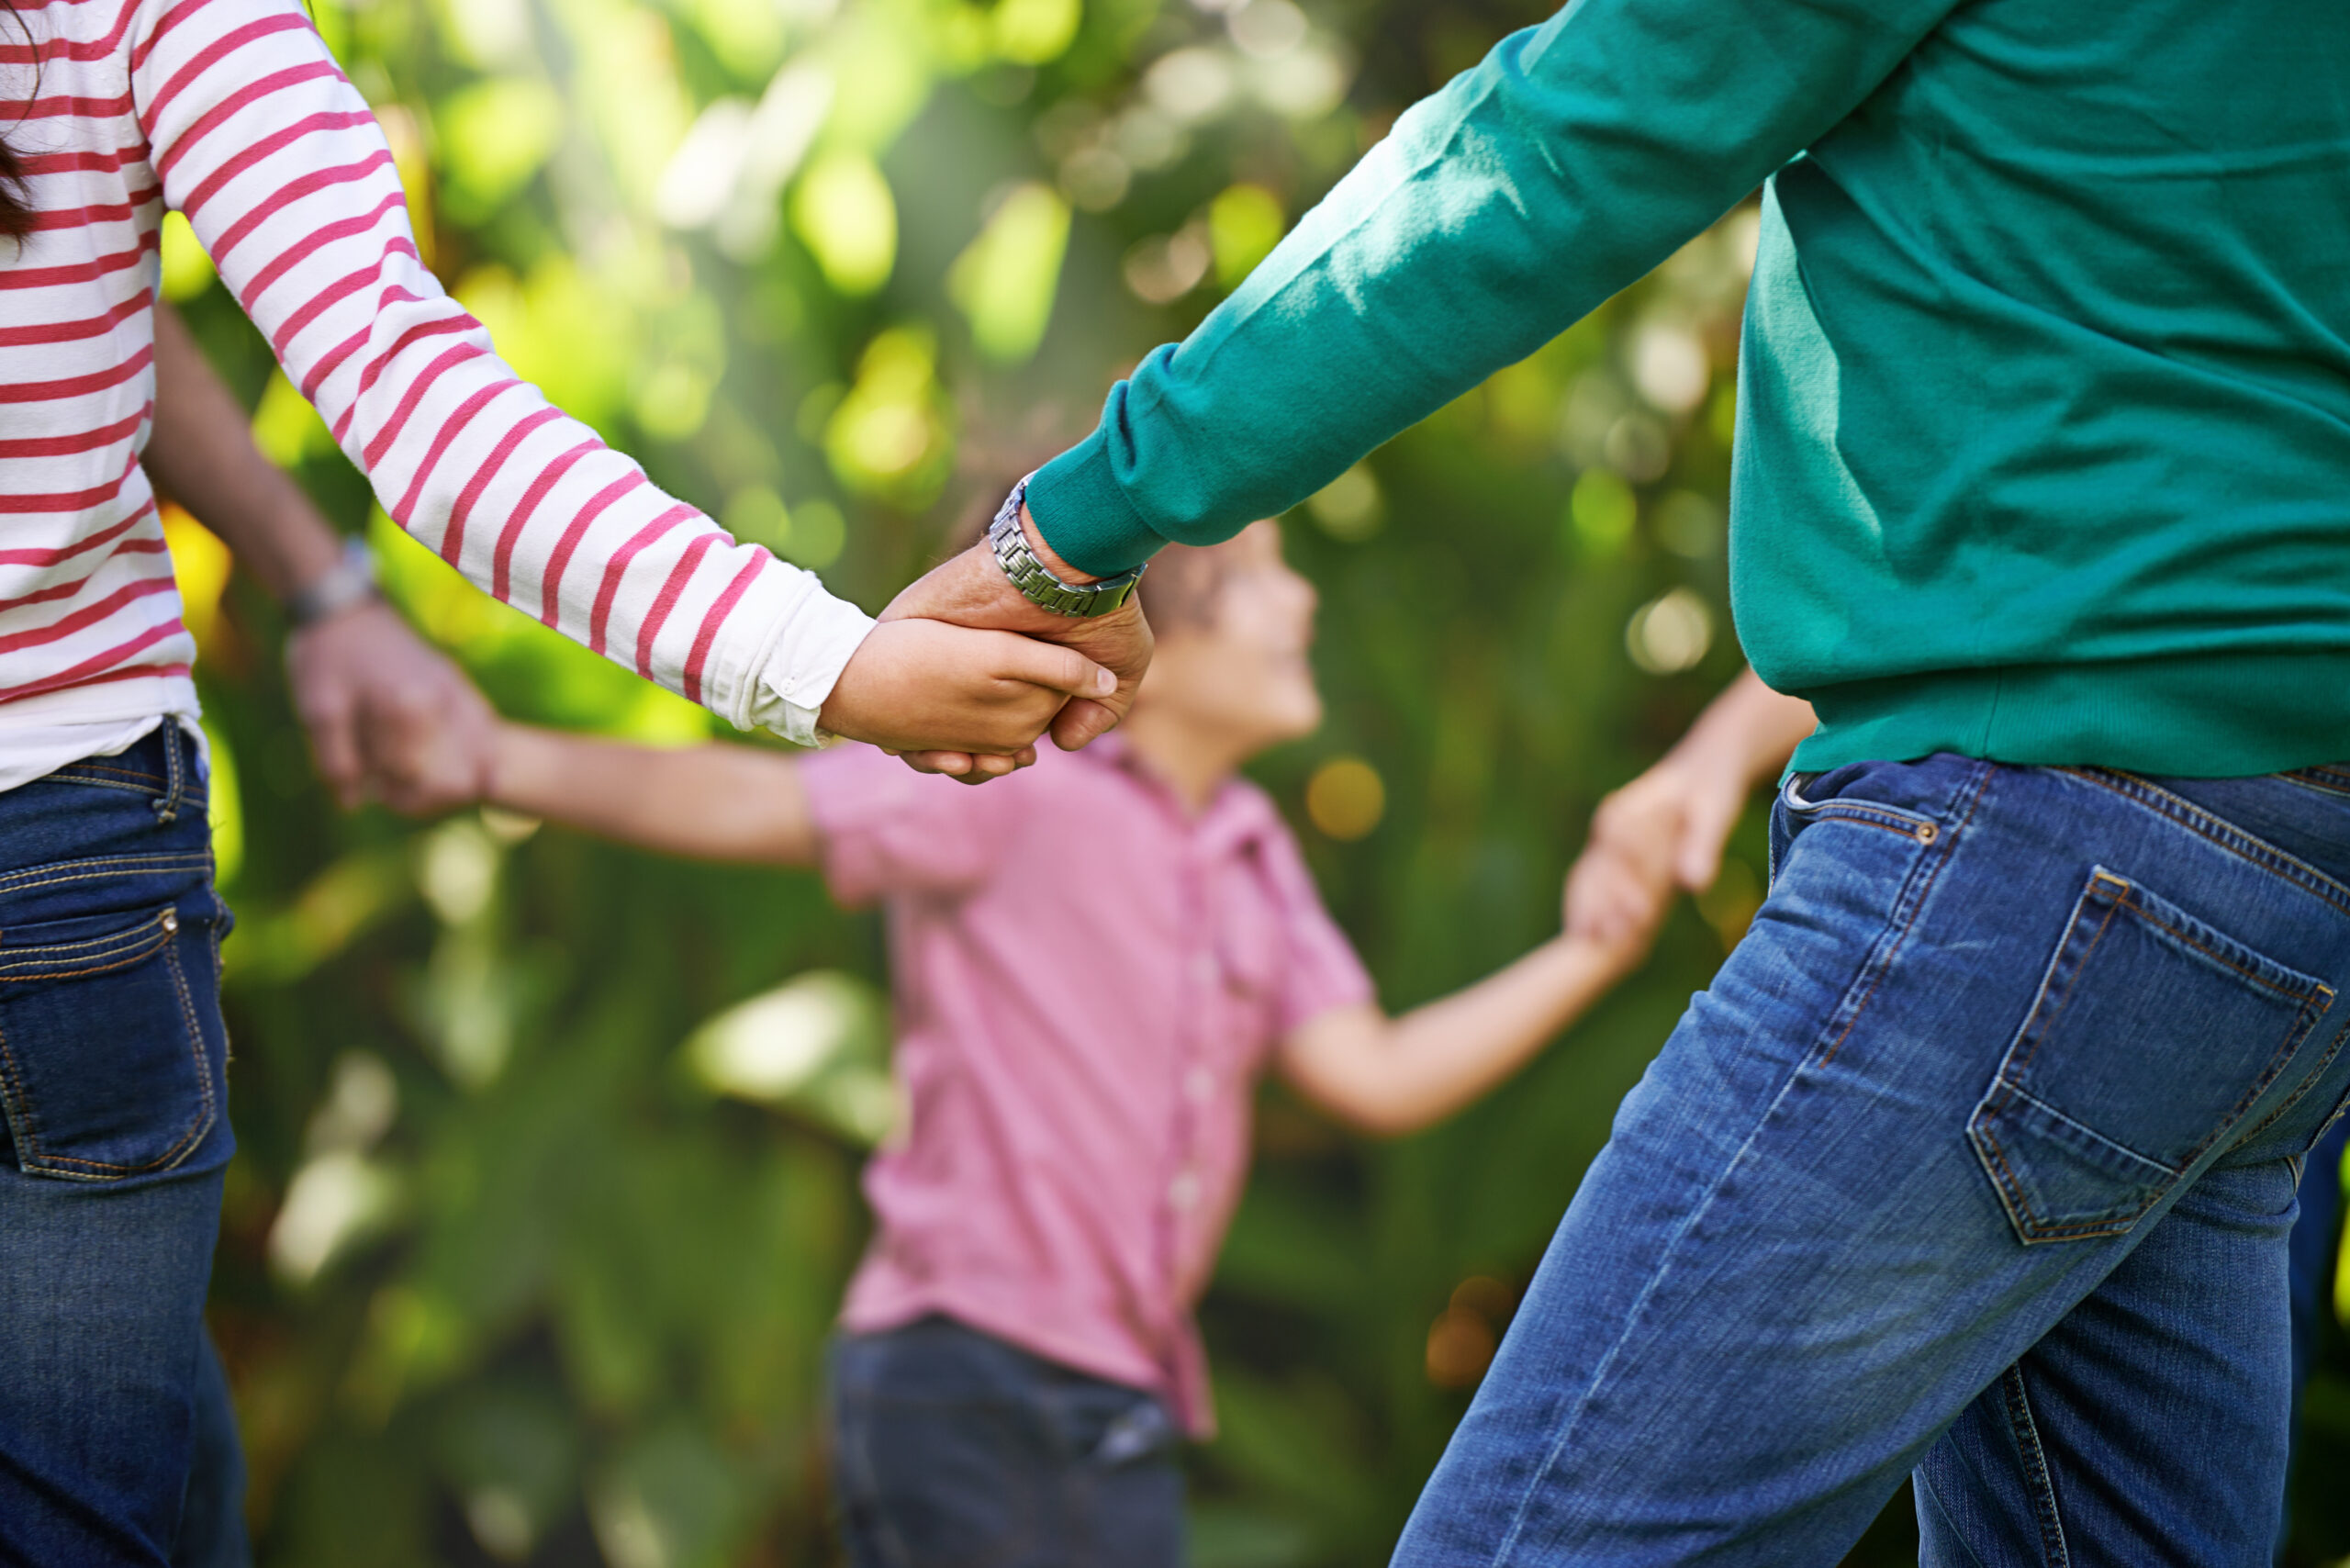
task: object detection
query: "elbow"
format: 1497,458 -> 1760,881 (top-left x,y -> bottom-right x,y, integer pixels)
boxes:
1319,1091 -> 1427,1139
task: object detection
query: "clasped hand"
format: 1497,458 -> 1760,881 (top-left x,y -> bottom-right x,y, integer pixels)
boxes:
817,502 -> 1154,782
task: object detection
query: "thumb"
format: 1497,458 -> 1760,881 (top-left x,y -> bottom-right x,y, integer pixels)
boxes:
1049,698 -> 1120,752
995,637 -> 1119,702
1674,784 -> 1746,892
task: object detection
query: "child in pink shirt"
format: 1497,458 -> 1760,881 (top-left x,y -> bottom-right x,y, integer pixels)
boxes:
483,521 -> 1661,1567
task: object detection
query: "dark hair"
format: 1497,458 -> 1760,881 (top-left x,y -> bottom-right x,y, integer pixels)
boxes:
0,0 -> 35,242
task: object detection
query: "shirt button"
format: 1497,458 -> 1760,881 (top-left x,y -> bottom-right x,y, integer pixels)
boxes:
1168,1170 -> 1201,1212
1185,1067 -> 1214,1103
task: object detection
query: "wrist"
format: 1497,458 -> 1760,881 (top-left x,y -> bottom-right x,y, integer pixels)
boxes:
1019,503 -> 1099,586
980,476 -> 1143,619
285,537 -> 383,629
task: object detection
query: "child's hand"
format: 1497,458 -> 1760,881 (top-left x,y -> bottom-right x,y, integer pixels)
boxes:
1564,756 -> 1751,946
817,618 -> 1119,773
870,502 -> 1155,778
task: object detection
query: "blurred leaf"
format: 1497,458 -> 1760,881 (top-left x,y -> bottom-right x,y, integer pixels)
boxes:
434,76 -> 564,218
1210,182 -> 1285,290
948,181 -> 1071,363
791,151 -> 899,295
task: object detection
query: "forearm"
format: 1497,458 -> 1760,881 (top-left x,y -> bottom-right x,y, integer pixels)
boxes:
1665,667 -> 1818,788
146,302 -> 341,601
1282,935 -> 1624,1136
487,725 -> 819,865
134,1 -> 871,738
1028,0 -> 1959,575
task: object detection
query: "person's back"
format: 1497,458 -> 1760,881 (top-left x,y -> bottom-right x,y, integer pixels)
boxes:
990,0 -> 2348,779
1740,0 -> 2350,773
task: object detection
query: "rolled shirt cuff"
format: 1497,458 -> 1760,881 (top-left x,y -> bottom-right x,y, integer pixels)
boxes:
1025,426 -> 1171,578
738,570 -> 877,748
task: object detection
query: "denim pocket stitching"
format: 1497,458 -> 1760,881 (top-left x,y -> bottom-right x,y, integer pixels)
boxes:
43,778 -> 210,813
0,852 -> 215,898
1781,777 -> 1943,839
0,908 -> 178,971
1809,765 -> 1991,1070
1970,870 -> 2334,1242
0,908 -> 218,1179
2238,1018 -> 2350,1149
2062,768 -> 2350,922
47,764 -> 167,791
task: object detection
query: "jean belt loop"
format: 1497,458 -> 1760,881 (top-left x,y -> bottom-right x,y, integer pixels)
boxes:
152,722 -> 186,823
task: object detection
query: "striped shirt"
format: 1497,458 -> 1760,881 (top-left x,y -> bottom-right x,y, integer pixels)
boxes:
0,0 -> 872,789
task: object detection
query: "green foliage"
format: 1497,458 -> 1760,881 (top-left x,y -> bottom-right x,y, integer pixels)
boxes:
173,0 -> 2349,1563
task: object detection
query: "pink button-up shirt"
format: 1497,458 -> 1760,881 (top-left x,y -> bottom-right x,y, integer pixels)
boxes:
800,737 -> 1372,1434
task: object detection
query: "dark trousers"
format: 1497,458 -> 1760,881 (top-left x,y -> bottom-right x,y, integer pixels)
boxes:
830,1317 -> 1184,1568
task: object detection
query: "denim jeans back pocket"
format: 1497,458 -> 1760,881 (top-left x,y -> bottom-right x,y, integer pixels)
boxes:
0,897 -> 224,1182
1968,867 -> 2335,1244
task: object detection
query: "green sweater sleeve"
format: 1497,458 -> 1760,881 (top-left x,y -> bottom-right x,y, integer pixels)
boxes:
1028,0 -> 1962,576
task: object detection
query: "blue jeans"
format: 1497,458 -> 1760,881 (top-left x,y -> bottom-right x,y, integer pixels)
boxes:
1394,756 -> 2350,1566
830,1317 -> 1185,1568
0,727 -> 238,1566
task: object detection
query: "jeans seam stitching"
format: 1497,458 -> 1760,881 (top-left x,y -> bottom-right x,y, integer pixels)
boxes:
1998,1365 -> 2070,1567
1997,880 -> 2124,1095
0,853 -> 215,896
0,1016 -> 44,1159
0,916 -> 179,965
2243,1022 -> 2350,1146
1486,764 -> 1987,1562
1815,763 -> 1991,1069
2062,769 -> 2350,920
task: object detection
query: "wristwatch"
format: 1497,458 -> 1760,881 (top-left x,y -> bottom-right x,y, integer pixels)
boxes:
987,476 -> 1144,618
285,537 -> 383,628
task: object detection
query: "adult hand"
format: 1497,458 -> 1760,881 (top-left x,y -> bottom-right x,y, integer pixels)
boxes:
876,501 -> 1153,778
817,617 -> 1120,780
287,602 -> 497,814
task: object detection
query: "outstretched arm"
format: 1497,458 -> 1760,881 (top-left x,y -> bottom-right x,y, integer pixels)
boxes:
882,0 -> 1957,764
487,723 -> 821,867
1564,667 -> 1817,945
484,616 -> 1108,855
147,301 -> 495,813
131,0 -> 1082,767
1023,0 -> 1964,574
1279,914 -> 1660,1138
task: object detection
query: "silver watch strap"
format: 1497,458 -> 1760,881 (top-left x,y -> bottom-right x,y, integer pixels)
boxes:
987,476 -> 1144,619
285,537 -> 382,628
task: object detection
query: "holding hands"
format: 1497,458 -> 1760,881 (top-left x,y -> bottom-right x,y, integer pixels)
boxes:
285,600 -> 497,814
855,499 -> 1153,780
1564,669 -> 1818,946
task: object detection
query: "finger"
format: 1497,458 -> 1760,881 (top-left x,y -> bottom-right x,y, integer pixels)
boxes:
991,637 -> 1118,702
1048,698 -> 1121,751
953,752 -> 1024,785
1674,788 -> 1747,891
901,751 -> 976,777
300,693 -> 365,810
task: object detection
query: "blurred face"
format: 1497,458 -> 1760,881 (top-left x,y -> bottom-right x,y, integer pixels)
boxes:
1136,521 -> 1323,754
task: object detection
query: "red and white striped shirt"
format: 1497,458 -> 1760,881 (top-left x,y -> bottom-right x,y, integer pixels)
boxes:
0,0 -> 871,788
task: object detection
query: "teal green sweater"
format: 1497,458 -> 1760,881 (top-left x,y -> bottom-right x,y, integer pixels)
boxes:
1029,0 -> 2350,776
